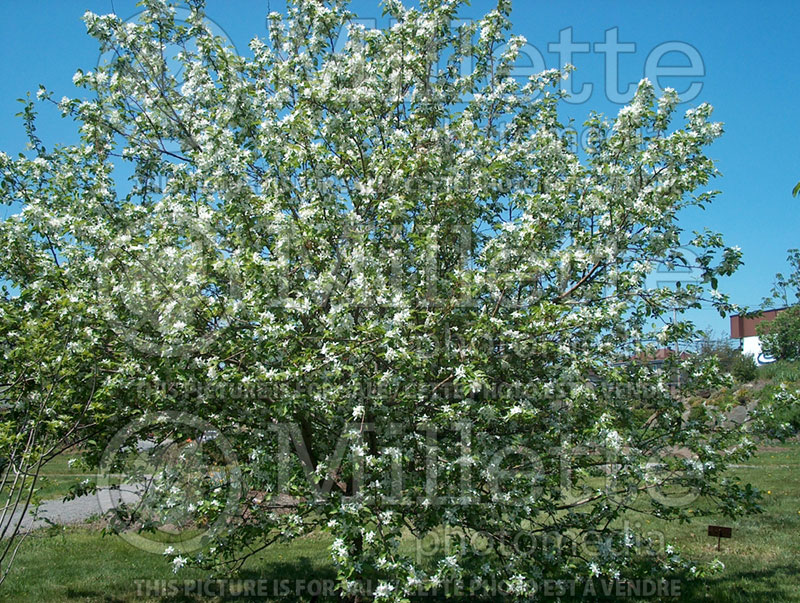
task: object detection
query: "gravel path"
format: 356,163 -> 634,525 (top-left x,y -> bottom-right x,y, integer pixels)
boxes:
1,484 -> 142,534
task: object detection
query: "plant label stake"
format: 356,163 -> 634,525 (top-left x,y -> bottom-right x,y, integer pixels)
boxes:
707,525 -> 732,550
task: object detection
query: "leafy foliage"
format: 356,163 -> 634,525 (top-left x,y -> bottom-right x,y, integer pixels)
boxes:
758,305 -> 800,361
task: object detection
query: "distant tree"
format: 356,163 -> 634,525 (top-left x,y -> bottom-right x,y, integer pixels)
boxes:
696,334 -> 757,382
757,248 -> 800,362
758,305 -> 800,361
762,248 -> 800,308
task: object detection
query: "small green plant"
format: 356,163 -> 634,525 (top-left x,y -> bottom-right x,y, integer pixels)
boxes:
730,353 -> 758,383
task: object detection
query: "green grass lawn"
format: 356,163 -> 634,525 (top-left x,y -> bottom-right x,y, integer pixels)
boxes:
641,443 -> 800,602
2,443 -> 799,602
0,450 -> 94,506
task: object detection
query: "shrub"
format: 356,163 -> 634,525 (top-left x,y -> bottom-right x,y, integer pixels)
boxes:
758,306 -> 800,361
730,353 -> 758,383
696,336 -> 758,382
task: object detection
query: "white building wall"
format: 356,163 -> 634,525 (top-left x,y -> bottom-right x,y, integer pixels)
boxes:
741,335 -> 761,359
741,335 -> 775,365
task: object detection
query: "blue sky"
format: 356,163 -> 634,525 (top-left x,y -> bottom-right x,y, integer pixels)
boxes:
1,0 -> 798,339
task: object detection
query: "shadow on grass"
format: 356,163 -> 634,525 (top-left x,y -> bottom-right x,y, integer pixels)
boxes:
678,564 -> 800,603
59,556 -> 341,602
58,565 -> 800,603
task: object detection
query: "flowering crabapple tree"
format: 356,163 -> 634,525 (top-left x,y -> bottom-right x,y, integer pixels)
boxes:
1,0 -> 796,598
